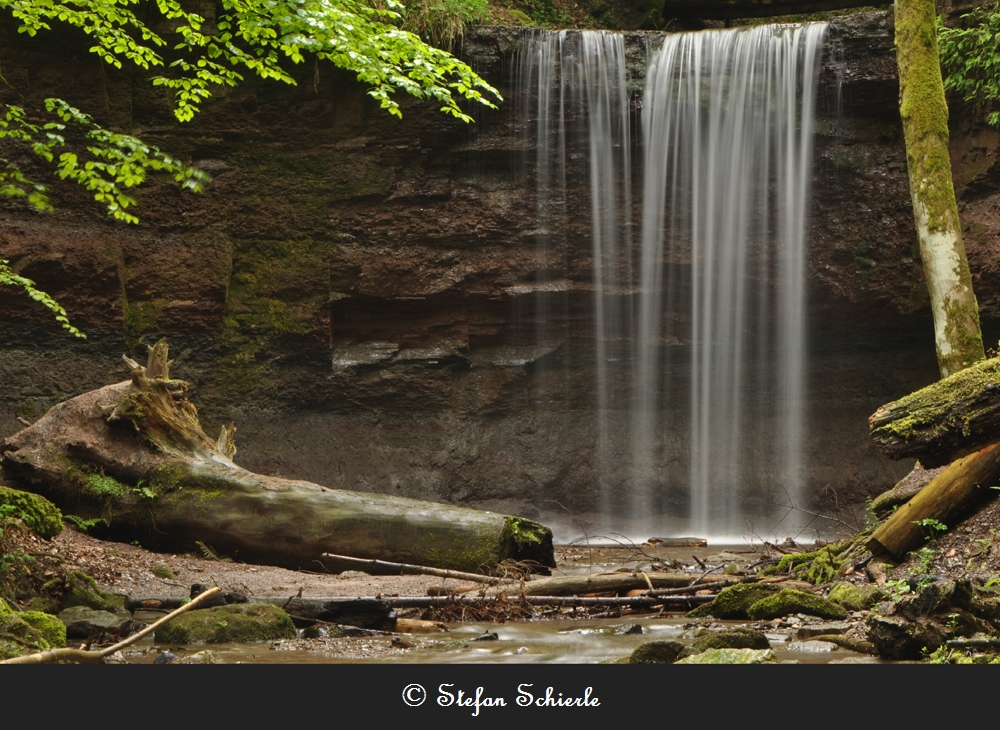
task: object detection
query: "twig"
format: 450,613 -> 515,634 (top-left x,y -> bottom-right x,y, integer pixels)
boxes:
0,587 -> 221,664
320,553 -> 501,584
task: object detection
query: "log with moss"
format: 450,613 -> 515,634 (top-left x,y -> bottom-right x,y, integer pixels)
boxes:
869,357 -> 1000,468
0,340 -> 554,575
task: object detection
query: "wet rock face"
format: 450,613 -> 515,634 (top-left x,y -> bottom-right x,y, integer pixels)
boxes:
2,12 -> 999,522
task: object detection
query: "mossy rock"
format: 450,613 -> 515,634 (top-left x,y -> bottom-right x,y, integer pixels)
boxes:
154,603 -> 297,644
827,582 -> 885,611
675,648 -> 777,664
692,628 -> 770,652
61,572 -> 127,613
952,579 -> 1000,620
626,640 -> 693,664
0,486 -> 63,538
686,583 -> 783,619
747,589 -> 849,620
151,564 -> 176,580
0,608 -> 66,659
866,613 -> 944,660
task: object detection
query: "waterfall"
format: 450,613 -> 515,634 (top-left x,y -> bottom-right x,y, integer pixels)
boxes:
518,23 -> 828,539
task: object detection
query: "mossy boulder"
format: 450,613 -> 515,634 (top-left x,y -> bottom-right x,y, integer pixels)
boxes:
0,604 -> 67,659
626,640 -> 692,664
827,582 -> 885,611
746,589 -> 849,620
19,611 -> 67,648
686,583 -> 783,619
61,572 -> 127,613
692,628 -> 770,652
0,486 -> 63,538
154,603 -> 297,644
675,648 -> 777,664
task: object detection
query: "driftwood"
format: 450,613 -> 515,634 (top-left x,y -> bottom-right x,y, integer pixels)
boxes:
519,572 -> 694,597
0,587 -> 221,665
662,0 -> 872,19
867,441 -> 1000,559
385,595 -> 716,608
319,553 -> 504,584
868,358 -> 1000,468
0,340 -> 554,575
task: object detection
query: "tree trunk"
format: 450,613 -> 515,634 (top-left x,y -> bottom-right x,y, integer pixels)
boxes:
869,357 -> 1000,467
863,2 -> 994,561
896,0 -> 985,377
867,441 -> 1000,559
0,341 -> 555,575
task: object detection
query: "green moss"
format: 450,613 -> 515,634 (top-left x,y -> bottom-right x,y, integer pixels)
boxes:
61,572 -> 127,613
827,582 -> 885,611
84,474 -> 126,499
19,611 -> 66,648
873,358 -> 1000,444
692,628 -> 770,652
686,583 -> 783,619
151,564 -> 176,580
0,608 -> 65,659
497,516 -> 555,569
0,487 -> 64,538
154,603 -> 297,644
211,236 -> 332,397
772,544 -> 850,585
746,588 -> 849,620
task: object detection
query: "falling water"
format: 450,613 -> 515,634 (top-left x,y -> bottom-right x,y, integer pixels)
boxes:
518,23 -> 828,539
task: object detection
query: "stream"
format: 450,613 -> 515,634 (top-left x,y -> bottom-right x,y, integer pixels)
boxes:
120,543 -> 880,664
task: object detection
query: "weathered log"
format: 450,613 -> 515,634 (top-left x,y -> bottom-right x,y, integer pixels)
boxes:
519,572 -> 694,597
661,1 -> 874,19
869,358 -> 1000,467
0,340 -> 555,575
867,441 -> 1000,559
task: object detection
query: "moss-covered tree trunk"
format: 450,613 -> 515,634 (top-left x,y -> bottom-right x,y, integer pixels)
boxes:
896,0 -> 985,377
0,341 -> 555,574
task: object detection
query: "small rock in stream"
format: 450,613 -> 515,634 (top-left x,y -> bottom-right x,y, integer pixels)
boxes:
471,632 -> 499,642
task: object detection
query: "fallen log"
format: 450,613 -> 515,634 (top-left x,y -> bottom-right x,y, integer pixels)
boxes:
868,358 -> 1000,468
519,572 -> 694,597
867,441 -> 1000,559
0,340 -> 555,575
661,0 -> 874,19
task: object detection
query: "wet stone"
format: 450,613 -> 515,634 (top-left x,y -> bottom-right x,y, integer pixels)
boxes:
785,640 -> 839,653
58,605 -> 135,639
676,648 -> 777,664
795,621 -> 852,640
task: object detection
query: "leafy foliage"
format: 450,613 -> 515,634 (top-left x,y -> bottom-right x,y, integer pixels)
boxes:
0,259 -> 84,338
0,0 -> 501,335
1,99 -> 209,224
1,0 -> 500,123
938,3 -> 1000,127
